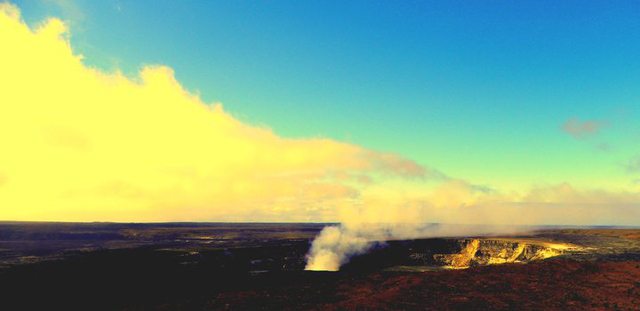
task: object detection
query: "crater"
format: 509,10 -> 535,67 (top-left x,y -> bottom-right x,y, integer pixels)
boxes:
340,237 -> 579,272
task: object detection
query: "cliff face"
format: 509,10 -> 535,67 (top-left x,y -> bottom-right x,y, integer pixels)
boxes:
433,239 -> 564,268
340,237 -> 575,272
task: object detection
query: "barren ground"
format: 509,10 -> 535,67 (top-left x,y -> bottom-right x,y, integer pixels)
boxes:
0,223 -> 638,310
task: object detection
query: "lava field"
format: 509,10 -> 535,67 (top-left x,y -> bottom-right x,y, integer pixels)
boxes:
0,222 -> 638,310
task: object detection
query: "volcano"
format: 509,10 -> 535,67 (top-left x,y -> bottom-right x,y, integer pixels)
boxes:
0,223 -> 638,310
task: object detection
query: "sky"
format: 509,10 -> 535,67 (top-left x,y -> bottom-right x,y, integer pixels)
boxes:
1,1 -> 640,224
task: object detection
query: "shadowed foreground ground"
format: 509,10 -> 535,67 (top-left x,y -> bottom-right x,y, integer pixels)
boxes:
204,259 -> 640,311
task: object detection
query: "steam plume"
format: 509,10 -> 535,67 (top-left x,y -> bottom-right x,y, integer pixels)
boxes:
305,222 -> 531,271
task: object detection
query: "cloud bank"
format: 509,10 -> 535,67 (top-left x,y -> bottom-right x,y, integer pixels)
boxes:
0,4 -> 428,221
0,3 -> 638,233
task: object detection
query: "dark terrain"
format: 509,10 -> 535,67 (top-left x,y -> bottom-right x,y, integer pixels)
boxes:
0,222 -> 638,310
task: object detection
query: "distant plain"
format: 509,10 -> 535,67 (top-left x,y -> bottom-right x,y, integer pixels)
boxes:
0,222 -> 638,310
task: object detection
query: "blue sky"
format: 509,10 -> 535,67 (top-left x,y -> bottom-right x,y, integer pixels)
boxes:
11,0 -> 640,191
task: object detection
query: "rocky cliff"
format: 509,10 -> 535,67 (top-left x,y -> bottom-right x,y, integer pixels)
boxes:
432,238 -> 566,268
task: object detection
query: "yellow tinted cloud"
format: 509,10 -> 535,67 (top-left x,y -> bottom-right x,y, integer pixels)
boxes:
2,3 -> 638,226
0,4 -> 426,221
